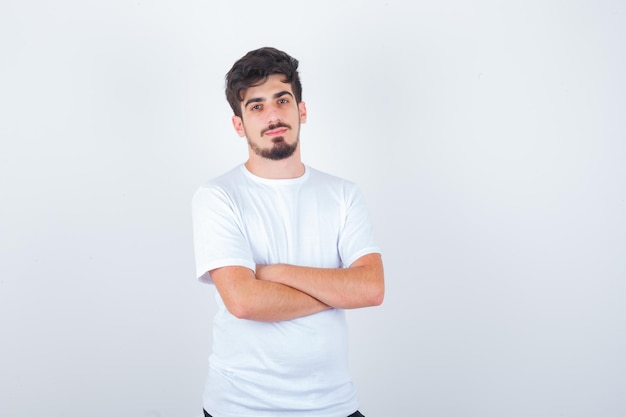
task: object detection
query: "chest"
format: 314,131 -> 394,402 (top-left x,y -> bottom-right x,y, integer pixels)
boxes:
234,185 -> 345,266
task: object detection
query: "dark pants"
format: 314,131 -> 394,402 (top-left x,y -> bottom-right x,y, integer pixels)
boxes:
204,410 -> 365,417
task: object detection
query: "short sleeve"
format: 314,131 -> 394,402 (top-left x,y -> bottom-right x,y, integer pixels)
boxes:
192,185 -> 255,284
338,184 -> 381,267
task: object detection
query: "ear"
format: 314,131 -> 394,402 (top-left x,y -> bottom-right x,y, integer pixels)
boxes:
232,115 -> 246,137
298,101 -> 307,124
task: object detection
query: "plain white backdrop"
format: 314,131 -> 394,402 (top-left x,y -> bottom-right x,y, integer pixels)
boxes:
1,1 -> 625,416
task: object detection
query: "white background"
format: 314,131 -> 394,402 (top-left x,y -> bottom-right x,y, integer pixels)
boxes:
1,1 -> 625,416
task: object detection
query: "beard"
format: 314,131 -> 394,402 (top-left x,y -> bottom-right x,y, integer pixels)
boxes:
248,136 -> 299,160
244,120 -> 301,160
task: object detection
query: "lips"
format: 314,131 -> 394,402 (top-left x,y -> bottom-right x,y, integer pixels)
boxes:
265,128 -> 288,137
262,122 -> 291,137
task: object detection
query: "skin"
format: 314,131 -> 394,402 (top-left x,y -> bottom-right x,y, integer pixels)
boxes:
232,74 -> 307,179
211,74 -> 384,322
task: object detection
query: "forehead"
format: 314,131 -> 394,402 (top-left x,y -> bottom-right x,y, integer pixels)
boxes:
242,74 -> 293,101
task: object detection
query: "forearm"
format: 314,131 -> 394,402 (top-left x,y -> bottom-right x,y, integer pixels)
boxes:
256,253 -> 385,309
236,280 -> 331,321
211,266 -> 331,322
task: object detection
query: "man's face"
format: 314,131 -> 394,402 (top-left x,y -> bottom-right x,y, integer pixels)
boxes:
232,74 -> 307,161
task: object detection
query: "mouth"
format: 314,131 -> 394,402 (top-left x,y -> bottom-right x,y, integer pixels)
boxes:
265,128 -> 288,137
262,122 -> 291,137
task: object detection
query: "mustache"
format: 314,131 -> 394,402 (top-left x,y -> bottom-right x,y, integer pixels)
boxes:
261,122 -> 292,136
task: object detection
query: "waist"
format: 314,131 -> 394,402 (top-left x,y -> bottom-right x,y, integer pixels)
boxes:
211,308 -> 349,377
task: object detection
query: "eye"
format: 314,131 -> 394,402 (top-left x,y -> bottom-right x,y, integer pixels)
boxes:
278,98 -> 289,104
250,104 -> 262,111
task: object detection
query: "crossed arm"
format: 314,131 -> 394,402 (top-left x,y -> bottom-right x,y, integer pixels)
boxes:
210,253 -> 384,322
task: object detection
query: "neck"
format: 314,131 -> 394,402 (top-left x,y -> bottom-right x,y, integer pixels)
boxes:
245,150 -> 305,179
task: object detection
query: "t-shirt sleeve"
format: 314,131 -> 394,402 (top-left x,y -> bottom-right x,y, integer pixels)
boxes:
191,185 -> 255,284
338,184 -> 381,267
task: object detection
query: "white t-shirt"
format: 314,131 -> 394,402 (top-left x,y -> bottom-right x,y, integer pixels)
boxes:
192,164 -> 380,417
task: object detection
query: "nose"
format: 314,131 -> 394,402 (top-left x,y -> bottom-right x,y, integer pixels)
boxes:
265,104 -> 281,124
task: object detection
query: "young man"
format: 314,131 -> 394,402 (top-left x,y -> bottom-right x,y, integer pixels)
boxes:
192,47 -> 384,417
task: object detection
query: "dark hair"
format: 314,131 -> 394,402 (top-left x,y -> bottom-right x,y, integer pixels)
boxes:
225,47 -> 303,118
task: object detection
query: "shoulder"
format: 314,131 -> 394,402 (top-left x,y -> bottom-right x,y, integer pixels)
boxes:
306,166 -> 358,189
192,165 -> 246,206
199,165 -> 245,190
306,167 -> 364,204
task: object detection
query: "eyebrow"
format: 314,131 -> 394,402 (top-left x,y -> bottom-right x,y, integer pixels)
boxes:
244,91 -> 294,108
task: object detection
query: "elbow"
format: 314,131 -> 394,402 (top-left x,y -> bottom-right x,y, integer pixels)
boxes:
229,306 -> 248,320
347,284 -> 383,309
369,284 -> 385,307
352,278 -> 384,308
373,291 -> 384,307
361,255 -> 384,307
368,270 -> 385,306
225,298 -> 254,320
